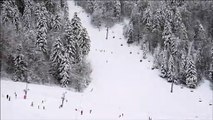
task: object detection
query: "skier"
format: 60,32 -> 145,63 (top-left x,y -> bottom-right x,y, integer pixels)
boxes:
81,110 -> 83,115
14,92 -> 17,99
6,94 -> 9,99
90,109 -> 92,114
60,92 -> 67,108
23,83 -> 29,99
31,102 -> 33,107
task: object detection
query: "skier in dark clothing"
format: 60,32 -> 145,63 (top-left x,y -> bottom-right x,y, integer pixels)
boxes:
6,94 -> 9,99
60,92 -> 67,108
31,102 -> 34,107
14,92 -> 17,99
81,110 -> 83,115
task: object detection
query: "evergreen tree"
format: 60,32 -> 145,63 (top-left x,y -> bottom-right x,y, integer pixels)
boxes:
160,49 -> 168,78
79,28 -> 91,56
50,38 -> 64,79
14,47 -> 28,82
1,0 -> 21,31
162,20 -> 173,50
142,3 -> 153,30
179,52 -> 187,83
64,14 -> 82,64
51,38 -> 64,66
23,0 -> 34,30
50,14 -> 62,31
35,3 -> 48,53
59,53 -> 70,87
186,55 -> 198,88
113,0 -> 121,18
70,12 -> 82,38
167,55 -> 175,82
127,28 -> 134,44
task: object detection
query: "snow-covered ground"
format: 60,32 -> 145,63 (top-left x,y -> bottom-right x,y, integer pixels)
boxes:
1,1 -> 213,120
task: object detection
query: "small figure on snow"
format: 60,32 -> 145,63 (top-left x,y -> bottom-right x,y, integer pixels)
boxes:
31,102 -> 34,107
59,92 -> 67,108
6,94 -> 9,99
23,83 -> 29,99
89,109 -> 92,114
81,110 -> 83,115
14,92 -> 17,99
8,96 -> 11,101
90,88 -> 93,92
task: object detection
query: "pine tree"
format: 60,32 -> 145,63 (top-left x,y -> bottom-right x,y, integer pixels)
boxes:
186,55 -> 198,88
79,28 -> 91,56
160,49 -> 168,78
127,28 -> 134,44
1,0 -> 21,31
64,16 -> 82,64
70,12 -> 82,37
179,52 -> 187,83
113,0 -> 121,18
50,14 -> 62,31
162,20 -> 173,50
86,0 -> 96,14
51,38 -> 64,66
14,47 -> 28,82
142,3 -> 153,30
59,53 -> 70,87
23,0 -> 34,30
35,2 -> 48,53
167,55 -> 175,82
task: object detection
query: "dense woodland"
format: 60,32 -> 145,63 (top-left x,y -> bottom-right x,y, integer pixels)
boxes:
0,0 -> 91,92
76,0 -> 213,88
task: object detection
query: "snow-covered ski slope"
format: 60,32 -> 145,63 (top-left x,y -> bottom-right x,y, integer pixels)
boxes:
1,1 -> 212,120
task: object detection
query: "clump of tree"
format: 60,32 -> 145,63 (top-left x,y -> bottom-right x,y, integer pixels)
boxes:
77,0 -> 213,88
76,0 -> 135,28
122,0 -> 213,88
0,0 -> 91,92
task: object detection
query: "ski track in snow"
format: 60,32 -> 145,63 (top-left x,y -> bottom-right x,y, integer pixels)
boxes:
1,1 -> 213,120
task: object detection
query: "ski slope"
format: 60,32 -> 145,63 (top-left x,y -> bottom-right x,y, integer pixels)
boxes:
1,1 -> 213,120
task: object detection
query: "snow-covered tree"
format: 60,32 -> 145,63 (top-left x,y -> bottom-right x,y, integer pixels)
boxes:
160,49 -> 168,78
162,20 -> 173,50
113,0 -> 121,18
59,53 -> 70,87
167,55 -> 175,82
142,3 -> 153,30
1,0 -> 21,31
65,13 -> 83,64
14,46 -> 28,82
51,38 -> 64,67
50,14 -> 62,31
35,3 -> 48,53
79,28 -> 91,56
186,55 -> 198,88
50,38 -> 65,82
127,27 -> 134,44
179,52 -> 187,82
70,12 -> 82,37
22,0 -> 34,30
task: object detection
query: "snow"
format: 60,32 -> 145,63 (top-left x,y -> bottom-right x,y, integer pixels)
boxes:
1,1 -> 213,120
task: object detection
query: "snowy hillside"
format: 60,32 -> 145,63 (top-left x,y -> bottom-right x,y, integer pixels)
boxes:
1,1 -> 213,120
